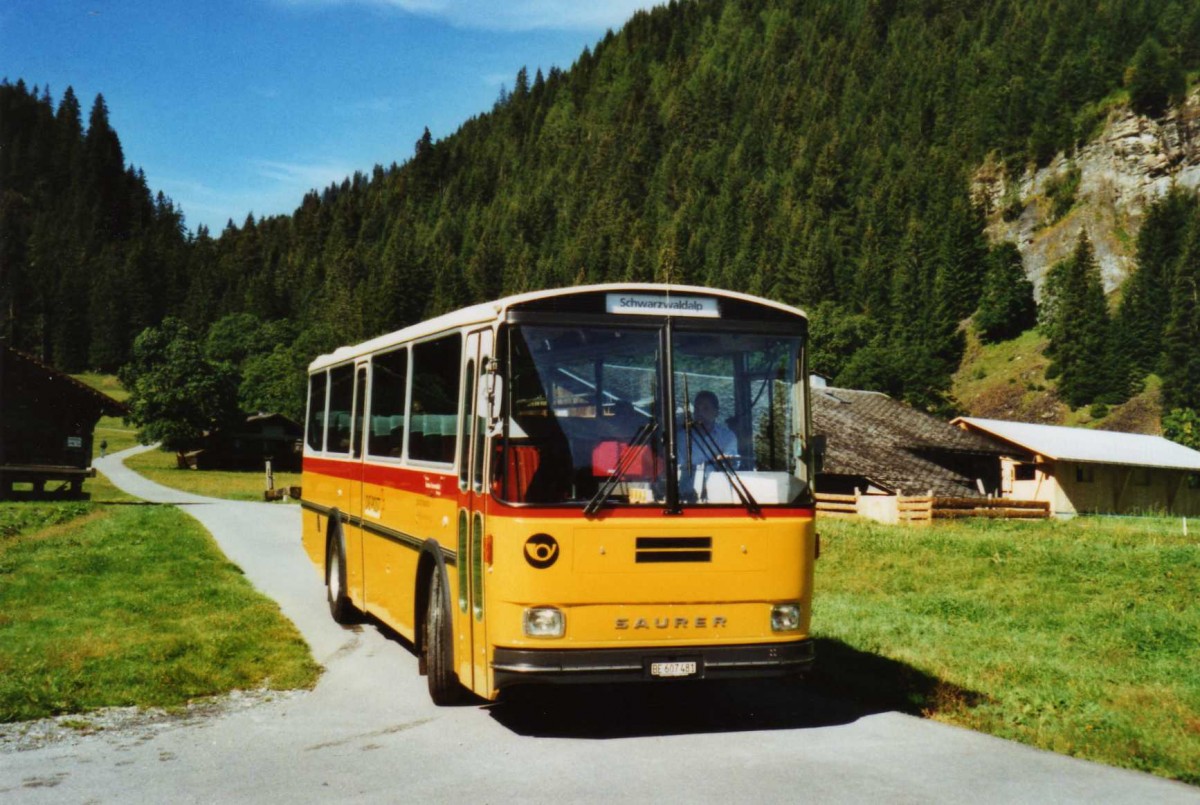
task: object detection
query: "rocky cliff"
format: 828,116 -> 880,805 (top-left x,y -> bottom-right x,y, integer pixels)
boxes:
974,87 -> 1200,297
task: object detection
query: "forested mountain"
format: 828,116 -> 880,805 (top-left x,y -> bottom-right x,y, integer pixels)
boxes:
3,0 -> 1200,419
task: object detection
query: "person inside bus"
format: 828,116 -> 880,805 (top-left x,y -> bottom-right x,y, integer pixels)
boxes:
686,391 -> 737,457
677,390 -> 743,502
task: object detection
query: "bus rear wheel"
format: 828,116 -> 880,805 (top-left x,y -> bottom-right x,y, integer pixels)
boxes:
326,532 -> 355,624
424,567 -> 464,705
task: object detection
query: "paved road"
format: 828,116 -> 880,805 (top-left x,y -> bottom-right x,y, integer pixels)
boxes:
2,447 -> 1196,804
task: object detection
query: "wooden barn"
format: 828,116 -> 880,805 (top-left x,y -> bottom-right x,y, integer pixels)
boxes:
812,383 -> 1012,498
953,417 -> 1200,517
184,413 -> 303,471
0,342 -> 127,498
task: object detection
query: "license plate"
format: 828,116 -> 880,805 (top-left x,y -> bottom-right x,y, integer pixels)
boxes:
650,661 -> 697,678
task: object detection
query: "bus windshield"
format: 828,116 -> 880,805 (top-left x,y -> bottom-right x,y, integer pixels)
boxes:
500,323 -> 810,509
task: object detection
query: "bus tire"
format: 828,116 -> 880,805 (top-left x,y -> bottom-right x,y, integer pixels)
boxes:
326,526 -> 355,624
424,566 -> 464,705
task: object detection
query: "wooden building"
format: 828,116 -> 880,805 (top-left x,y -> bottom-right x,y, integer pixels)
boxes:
812,383 -> 1011,498
953,417 -> 1200,517
0,342 -> 127,498
185,413 -> 303,471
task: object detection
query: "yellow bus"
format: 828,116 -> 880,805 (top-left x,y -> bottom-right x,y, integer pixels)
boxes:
300,284 -> 820,704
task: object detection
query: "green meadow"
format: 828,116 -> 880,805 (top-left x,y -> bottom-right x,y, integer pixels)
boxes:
0,501 -> 319,722
814,515 -> 1199,784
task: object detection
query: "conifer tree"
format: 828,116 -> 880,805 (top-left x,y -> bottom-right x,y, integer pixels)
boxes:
1125,36 -> 1186,118
932,197 -> 989,322
1118,188 -> 1197,375
1161,215 -> 1200,411
1045,233 -> 1112,407
975,242 -> 1036,342
83,94 -> 130,240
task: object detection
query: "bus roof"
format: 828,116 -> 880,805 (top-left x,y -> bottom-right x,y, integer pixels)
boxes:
308,283 -> 808,372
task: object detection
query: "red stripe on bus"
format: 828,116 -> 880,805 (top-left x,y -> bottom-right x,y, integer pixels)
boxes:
303,456 -> 814,520
486,502 -> 816,520
304,456 -> 458,497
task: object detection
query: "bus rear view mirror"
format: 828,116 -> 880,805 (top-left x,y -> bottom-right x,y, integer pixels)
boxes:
485,358 -> 503,428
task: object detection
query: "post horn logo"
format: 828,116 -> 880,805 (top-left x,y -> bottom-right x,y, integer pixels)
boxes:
524,534 -> 559,569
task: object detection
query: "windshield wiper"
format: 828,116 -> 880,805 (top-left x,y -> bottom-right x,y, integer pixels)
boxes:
688,419 -> 761,514
584,418 -> 659,516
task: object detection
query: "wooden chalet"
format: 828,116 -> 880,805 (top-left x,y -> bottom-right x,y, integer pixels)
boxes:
0,342 -> 127,499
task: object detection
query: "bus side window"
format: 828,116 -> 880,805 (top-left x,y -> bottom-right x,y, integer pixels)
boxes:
327,365 -> 355,455
352,367 -> 367,459
368,348 -> 408,458
306,372 -> 328,452
459,359 -> 475,489
472,359 -> 488,493
410,334 -> 462,464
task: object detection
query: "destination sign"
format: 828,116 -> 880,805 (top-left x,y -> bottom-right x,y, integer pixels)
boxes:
606,293 -> 720,318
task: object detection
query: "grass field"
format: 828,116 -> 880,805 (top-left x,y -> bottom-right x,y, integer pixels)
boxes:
93,416 -> 140,458
813,515 -> 1199,784
72,373 -> 129,402
0,501 -> 319,722
125,448 -> 302,503
71,373 -> 140,458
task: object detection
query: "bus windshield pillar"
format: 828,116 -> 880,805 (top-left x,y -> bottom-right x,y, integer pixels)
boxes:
661,319 -> 681,515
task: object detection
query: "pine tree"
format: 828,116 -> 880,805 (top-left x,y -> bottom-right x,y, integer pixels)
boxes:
1118,188 -> 1197,376
83,94 -> 130,241
975,242 -> 1036,342
1125,36 -> 1186,118
1161,215 -> 1200,411
1046,233 -> 1112,407
932,197 -> 989,322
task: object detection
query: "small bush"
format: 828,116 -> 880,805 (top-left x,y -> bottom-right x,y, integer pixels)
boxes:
1046,166 -> 1081,222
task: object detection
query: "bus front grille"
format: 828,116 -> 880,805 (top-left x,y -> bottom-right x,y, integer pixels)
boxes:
635,536 -> 712,563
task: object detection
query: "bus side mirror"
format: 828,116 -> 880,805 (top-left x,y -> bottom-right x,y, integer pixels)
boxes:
485,358 -> 503,427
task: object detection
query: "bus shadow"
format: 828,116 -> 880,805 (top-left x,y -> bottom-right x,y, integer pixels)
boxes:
486,638 -> 983,739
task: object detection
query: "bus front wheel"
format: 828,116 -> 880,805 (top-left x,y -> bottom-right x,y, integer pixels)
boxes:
424,567 -> 464,705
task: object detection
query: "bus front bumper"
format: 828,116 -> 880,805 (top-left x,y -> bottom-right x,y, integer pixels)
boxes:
491,639 -> 814,688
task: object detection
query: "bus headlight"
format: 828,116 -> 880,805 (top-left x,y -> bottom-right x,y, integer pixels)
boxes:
523,607 -> 565,638
771,603 -> 802,632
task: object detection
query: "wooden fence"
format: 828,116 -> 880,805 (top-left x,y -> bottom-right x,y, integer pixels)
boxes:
816,493 -> 1050,524
813,492 -> 858,518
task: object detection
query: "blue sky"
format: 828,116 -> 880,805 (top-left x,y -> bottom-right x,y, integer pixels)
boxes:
2,0 -> 661,233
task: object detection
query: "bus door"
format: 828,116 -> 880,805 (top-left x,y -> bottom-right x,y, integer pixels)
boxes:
456,329 -> 493,693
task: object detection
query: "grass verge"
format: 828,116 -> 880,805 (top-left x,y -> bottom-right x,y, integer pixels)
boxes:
0,502 -> 319,722
124,448 -> 301,503
814,516 -> 1199,784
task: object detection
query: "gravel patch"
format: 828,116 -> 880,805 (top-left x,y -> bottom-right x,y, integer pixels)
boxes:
0,688 -> 308,753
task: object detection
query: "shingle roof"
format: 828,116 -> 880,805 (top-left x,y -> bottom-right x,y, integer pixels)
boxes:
813,387 -> 1008,497
954,417 -> 1200,471
2,344 -> 127,417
